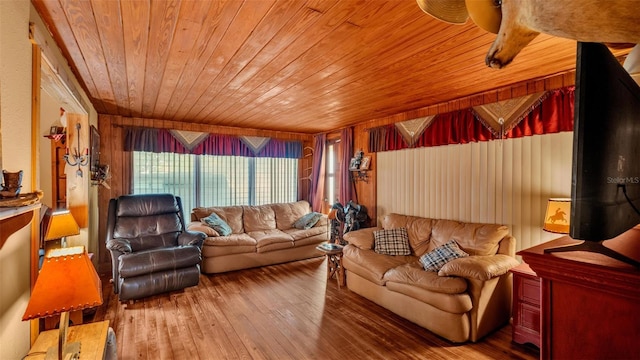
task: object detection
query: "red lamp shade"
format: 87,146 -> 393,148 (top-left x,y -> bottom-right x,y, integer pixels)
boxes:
23,246 -> 102,320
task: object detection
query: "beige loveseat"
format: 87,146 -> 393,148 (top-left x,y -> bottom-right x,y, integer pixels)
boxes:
188,201 -> 328,274
342,213 -> 519,343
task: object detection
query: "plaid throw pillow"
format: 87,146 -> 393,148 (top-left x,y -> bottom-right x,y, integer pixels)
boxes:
374,228 -> 411,256
419,240 -> 469,272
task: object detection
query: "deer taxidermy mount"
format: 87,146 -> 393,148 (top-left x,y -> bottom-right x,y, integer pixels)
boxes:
417,0 -> 640,68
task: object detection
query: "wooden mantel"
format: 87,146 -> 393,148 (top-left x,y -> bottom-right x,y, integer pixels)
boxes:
0,204 -> 40,250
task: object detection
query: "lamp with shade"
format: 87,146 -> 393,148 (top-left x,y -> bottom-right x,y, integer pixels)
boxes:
542,198 -> 571,234
22,246 -> 103,360
45,209 -> 79,248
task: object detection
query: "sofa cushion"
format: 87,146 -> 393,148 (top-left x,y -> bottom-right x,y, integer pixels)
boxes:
342,245 -> 415,286
251,229 -> 294,253
284,226 -> 327,241
293,212 -> 322,230
271,201 -> 311,230
384,262 -> 468,294
374,228 -> 411,255
438,254 -> 520,280
203,233 -> 256,247
381,214 -> 433,256
243,205 -> 276,232
385,281 -> 473,314
201,213 -> 232,236
193,206 -> 244,234
430,220 -> 509,256
419,240 -> 469,271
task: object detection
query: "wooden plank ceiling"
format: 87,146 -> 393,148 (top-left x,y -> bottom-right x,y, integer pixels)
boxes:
32,0 -> 585,134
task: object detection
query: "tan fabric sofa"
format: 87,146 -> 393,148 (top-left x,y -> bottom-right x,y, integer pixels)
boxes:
188,200 -> 328,273
342,213 -> 519,343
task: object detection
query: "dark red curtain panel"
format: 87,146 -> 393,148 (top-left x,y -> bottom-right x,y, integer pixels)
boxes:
254,138 -> 303,158
417,110 -> 493,147
369,86 -> 575,153
310,133 -> 326,212
124,127 -> 159,152
159,130 -> 190,154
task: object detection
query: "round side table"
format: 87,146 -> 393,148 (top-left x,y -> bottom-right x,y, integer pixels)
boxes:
316,243 -> 345,288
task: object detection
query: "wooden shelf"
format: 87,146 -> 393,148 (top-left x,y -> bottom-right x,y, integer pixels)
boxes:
351,170 -> 370,183
0,203 -> 40,250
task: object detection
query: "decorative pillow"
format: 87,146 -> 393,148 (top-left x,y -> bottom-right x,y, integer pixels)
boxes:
201,213 -> 232,236
187,221 -> 220,237
419,240 -> 469,272
293,212 -> 322,230
373,228 -> 411,255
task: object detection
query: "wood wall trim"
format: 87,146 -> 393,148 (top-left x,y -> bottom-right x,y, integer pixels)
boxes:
103,115 -> 313,141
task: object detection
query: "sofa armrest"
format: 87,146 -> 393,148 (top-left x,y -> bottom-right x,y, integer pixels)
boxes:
187,221 -> 219,237
343,227 -> 381,250
437,254 -> 520,281
178,230 -> 206,248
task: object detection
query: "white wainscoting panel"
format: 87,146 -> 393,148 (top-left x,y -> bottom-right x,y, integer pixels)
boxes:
377,132 -> 573,252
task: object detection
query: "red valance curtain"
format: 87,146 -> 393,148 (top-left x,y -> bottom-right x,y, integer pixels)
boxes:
505,87 -> 574,138
124,128 -> 303,158
369,86 -> 575,152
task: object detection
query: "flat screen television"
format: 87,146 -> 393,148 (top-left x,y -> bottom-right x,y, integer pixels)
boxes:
546,42 -> 640,267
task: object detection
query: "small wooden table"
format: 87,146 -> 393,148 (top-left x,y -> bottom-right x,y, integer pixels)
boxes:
316,243 -> 345,288
25,320 -> 110,360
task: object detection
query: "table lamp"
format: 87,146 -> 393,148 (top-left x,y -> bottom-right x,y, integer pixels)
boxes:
22,246 -> 103,360
45,209 -> 80,248
542,198 -> 571,234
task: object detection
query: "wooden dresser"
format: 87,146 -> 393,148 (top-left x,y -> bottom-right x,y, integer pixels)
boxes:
519,234 -> 640,359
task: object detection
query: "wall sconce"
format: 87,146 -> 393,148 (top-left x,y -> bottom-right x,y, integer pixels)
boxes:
64,123 -> 89,177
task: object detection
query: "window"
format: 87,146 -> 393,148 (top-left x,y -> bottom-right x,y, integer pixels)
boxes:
325,139 -> 340,205
133,151 -> 298,216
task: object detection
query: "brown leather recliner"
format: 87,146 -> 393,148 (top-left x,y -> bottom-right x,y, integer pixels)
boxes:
106,194 -> 206,301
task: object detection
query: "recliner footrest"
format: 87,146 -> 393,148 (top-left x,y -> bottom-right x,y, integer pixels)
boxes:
118,246 -> 201,278
118,266 -> 201,301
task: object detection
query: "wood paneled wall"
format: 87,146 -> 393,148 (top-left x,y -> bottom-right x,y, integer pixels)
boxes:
96,115 -> 313,273
351,71 -> 576,233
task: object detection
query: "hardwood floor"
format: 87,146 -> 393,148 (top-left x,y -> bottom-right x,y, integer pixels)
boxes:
90,257 -> 539,360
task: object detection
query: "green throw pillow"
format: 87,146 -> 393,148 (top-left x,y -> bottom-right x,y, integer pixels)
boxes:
201,213 -> 232,236
293,212 -> 322,230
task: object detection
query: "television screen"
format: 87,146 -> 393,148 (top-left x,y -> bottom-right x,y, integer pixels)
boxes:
571,42 -> 640,242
